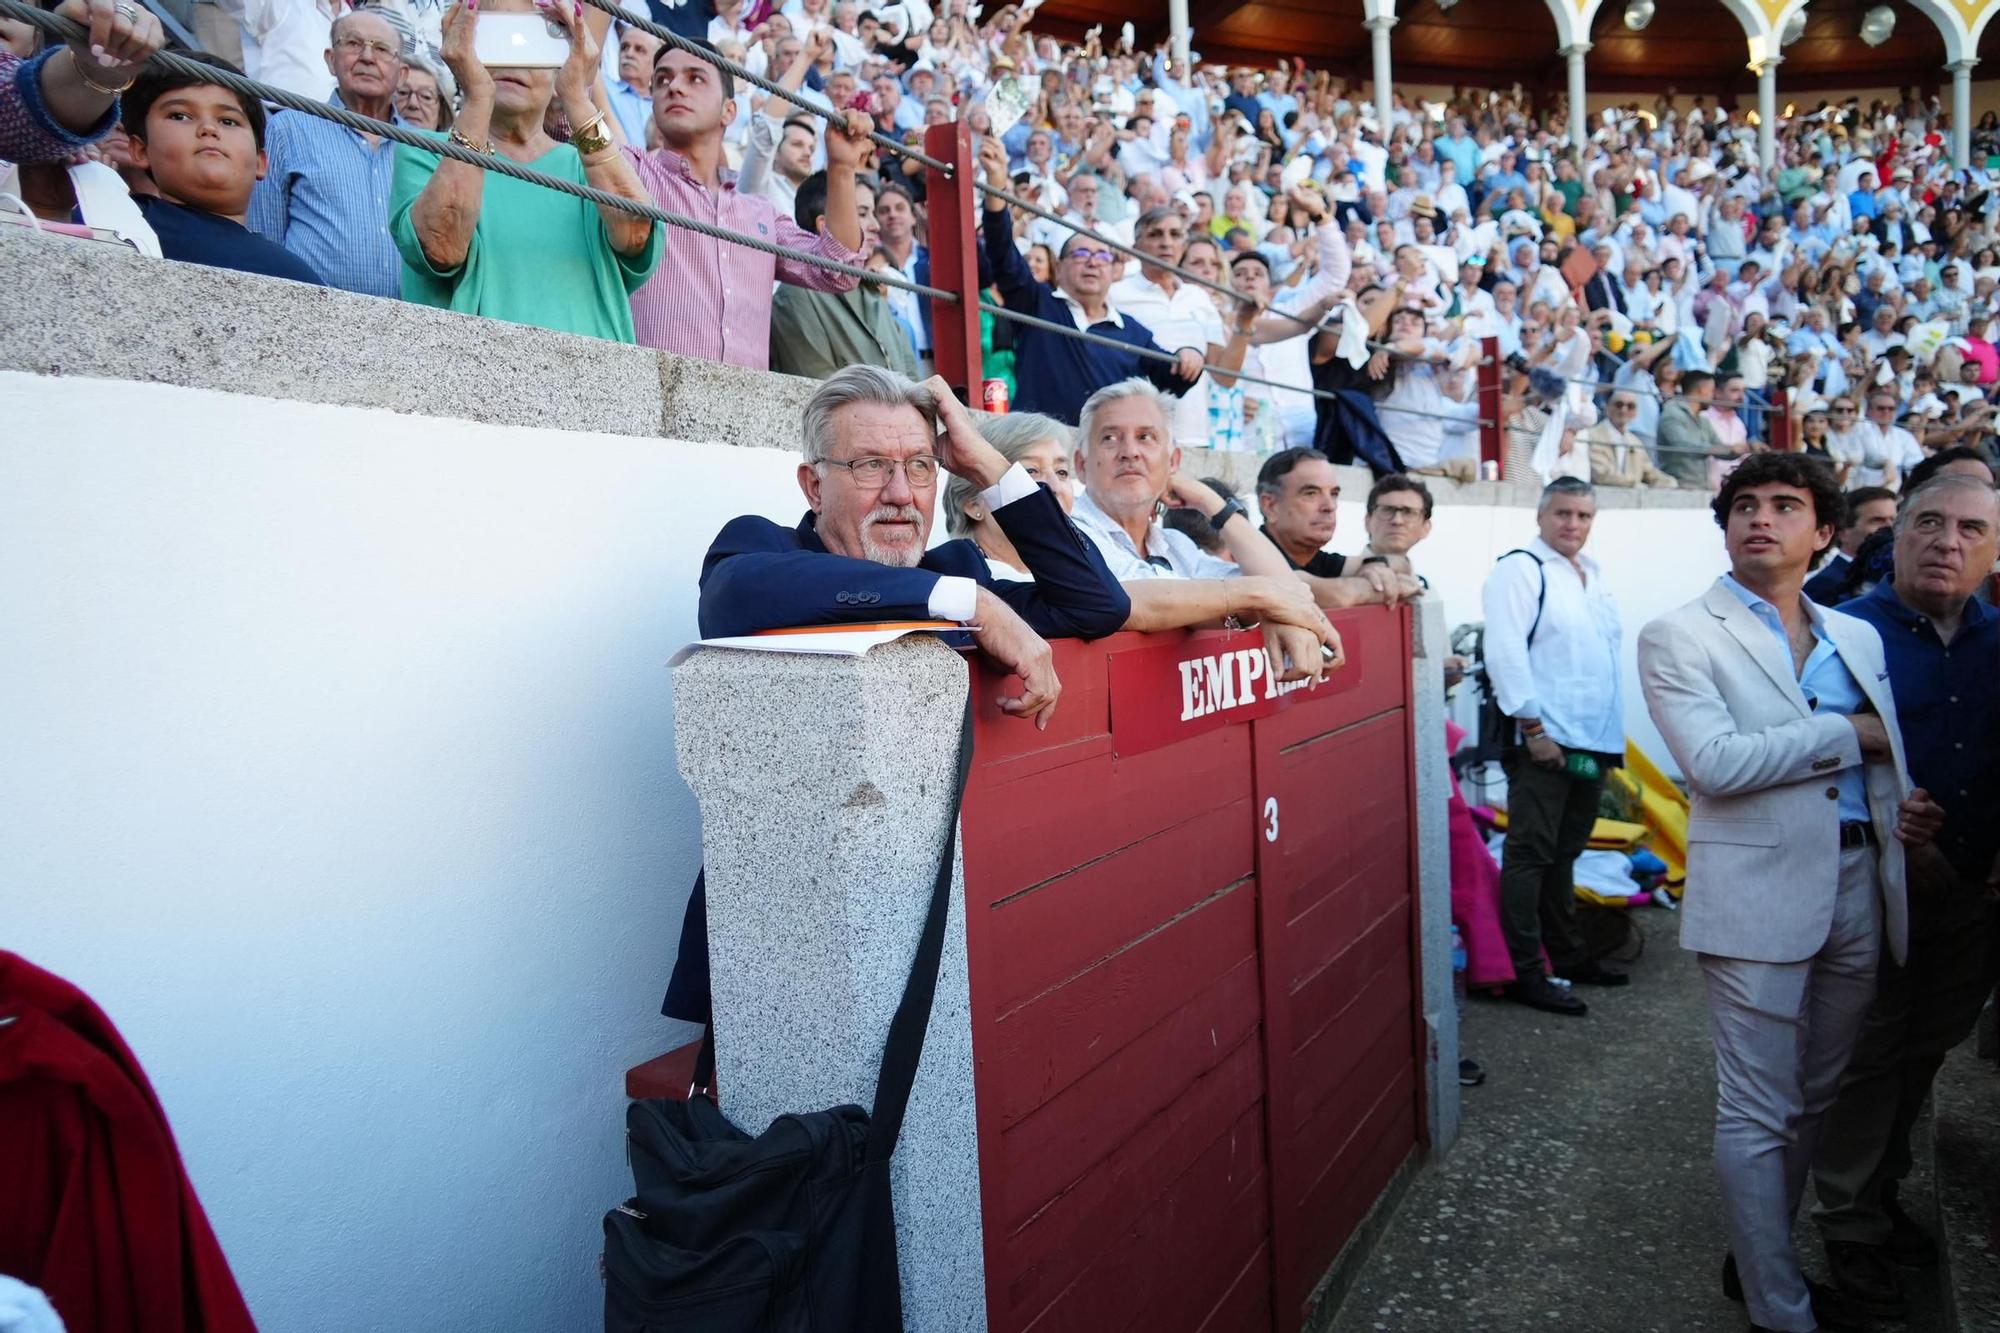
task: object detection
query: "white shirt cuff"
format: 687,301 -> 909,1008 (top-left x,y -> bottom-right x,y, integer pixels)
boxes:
927,575 -> 980,623
980,462 -> 1041,512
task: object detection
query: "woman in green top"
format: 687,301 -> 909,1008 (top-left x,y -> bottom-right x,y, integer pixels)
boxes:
391,0 -> 662,342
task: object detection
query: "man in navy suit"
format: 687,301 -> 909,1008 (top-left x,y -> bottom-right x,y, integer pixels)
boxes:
664,365 -> 1132,1026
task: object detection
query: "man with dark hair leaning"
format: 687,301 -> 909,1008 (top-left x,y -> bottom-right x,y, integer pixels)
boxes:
1803,487 -> 1897,606
1359,473 -> 1437,579
1481,477 -> 1629,1015
1253,448 -> 1422,608
1808,473 -> 2000,1319
770,171 -> 919,379
1638,452 -> 1944,1333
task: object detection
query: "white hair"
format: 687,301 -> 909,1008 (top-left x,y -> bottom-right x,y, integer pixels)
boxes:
943,412 -> 1073,536
1075,378 -> 1177,458
800,365 -> 938,463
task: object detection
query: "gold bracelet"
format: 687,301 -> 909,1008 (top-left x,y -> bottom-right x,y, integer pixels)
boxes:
447,126 -> 490,156
570,112 -> 614,158
74,58 -> 136,96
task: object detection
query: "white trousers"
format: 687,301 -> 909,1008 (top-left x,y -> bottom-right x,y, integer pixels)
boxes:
1698,845 -> 1883,1333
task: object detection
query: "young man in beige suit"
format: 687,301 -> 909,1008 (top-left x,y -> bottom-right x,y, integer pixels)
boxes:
1637,452 -> 1945,1333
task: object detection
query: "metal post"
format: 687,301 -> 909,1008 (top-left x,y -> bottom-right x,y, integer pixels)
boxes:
1168,0 -> 1190,76
924,119 -> 983,399
1754,56 -> 1780,172
1366,15 -> 1395,134
1477,336 -> 1503,477
1562,44 -> 1589,150
1950,60 -> 1978,167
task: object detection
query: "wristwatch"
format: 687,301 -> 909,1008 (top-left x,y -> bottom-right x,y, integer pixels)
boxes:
1207,497 -> 1247,534
571,112 -> 615,158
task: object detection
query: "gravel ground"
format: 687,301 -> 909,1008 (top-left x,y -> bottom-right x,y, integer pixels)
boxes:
1325,907 -> 1951,1333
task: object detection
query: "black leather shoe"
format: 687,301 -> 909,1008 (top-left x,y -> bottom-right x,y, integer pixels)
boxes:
1807,1278 -> 1872,1331
1723,1253 -> 1870,1331
1825,1239 -> 1906,1318
1883,1193 -> 1940,1266
1555,960 -> 1630,987
1504,972 -> 1588,1016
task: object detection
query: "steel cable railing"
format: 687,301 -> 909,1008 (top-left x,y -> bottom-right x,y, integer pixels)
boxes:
573,0 -> 951,175
0,0 -> 959,303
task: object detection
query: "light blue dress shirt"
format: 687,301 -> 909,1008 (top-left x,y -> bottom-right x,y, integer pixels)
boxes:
1720,575 -> 1871,822
247,93 -> 405,299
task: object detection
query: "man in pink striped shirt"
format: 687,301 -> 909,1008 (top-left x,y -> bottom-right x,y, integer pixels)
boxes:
623,40 -> 874,370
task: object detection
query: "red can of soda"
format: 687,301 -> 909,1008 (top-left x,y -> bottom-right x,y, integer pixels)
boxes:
981,378 -> 1010,414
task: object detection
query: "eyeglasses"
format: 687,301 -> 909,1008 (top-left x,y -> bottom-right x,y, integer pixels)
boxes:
1370,503 -> 1426,522
1065,248 -> 1117,265
819,455 -> 941,487
335,35 -> 401,60
396,86 -> 439,106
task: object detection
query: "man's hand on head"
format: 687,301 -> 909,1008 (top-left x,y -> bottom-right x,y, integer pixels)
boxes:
971,587 -> 1062,730
922,376 -> 1010,489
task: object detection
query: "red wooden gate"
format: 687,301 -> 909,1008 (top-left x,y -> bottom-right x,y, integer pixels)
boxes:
960,606 -> 1424,1333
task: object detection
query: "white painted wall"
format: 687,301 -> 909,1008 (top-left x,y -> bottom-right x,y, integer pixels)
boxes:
0,369 -> 1728,1332
1323,494 -> 1731,772
0,372 -> 806,1333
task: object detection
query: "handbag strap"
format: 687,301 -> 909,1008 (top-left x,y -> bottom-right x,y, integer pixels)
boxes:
864,691 -> 976,1163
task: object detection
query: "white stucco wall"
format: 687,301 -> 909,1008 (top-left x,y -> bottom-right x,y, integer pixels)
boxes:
1,369 -> 1728,1332
1,372 -> 805,1333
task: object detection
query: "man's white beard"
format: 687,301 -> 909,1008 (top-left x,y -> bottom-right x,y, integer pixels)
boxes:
859,504 -> 926,568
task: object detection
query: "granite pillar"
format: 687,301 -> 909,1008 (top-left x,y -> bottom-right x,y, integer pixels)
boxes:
671,637 -> 986,1331
1411,597 -> 1460,1156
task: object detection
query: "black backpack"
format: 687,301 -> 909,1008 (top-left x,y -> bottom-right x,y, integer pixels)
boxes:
1455,548 -> 1547,779
602,697 -> 974,1333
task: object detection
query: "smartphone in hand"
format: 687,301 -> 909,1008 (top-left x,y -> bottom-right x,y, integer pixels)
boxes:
473,13 -> 569,69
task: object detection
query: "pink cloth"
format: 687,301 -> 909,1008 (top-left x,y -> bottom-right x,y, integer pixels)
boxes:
1446,720 -> 1515,988
1960,337 -> 1999,384
621,145 -> 864,368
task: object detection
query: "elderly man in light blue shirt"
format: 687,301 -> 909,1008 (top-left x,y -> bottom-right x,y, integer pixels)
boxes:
248,7 -> 407,298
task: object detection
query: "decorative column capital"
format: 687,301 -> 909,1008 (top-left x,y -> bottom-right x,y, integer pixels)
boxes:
1946,58 -> 1980,74
1749,53 -> 1784,76
1559,42 -> 1591,58
1363,14 -> 1398,33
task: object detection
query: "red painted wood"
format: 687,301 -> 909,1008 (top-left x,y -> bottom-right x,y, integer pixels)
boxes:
995,954 -> 1263,1228
963,608 -> 1424,1332
922,120 -> 982,398
998,1035 -> 1265,1319
622,1039 -> 705,1101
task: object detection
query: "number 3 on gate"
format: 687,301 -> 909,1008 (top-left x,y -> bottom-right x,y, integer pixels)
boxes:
1262,797 -> 1279,843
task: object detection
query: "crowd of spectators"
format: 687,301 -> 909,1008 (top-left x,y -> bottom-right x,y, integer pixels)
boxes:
7,0 -> 2000,491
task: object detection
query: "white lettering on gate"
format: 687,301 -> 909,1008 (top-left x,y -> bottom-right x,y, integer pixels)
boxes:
1234,648 -> 1265,704
1178,658 -> 1206,722
1177,646 -> 1316,723
1201,655 -> 1236,712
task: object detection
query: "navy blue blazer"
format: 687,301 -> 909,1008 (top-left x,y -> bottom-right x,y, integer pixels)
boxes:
666,482 -> 1129,1023
696,481 -> 1130,641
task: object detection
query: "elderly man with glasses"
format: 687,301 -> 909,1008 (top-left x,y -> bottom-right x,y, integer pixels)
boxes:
664,366 -> 1134,1030
247,6 -> 407,297
1582,391 -> 1680,489
1833,395 -> 1925,491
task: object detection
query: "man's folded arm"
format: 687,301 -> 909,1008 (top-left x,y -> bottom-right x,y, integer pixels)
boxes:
1636,621 -> 1864,797
985,476 -> 1132,638
697,516 -> 957,638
